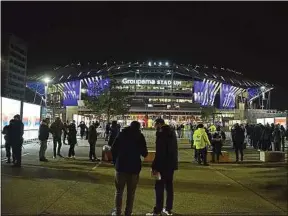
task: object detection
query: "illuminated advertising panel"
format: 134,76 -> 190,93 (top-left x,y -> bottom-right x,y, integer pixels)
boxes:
63,80 -> 81,106
247,88 -> 259,100
274,117 -> 287,129
27,82 -> 45,96
256,118 -> 265,124
220,84 -> 236,109
1,97 -> 21,131
193,80 -> 217,106
23,103 -> 41,130
193,81 -> 202,103
87,78 -> 110,97
264,118 -> 274,125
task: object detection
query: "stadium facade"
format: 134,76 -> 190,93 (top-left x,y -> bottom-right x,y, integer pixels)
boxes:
27,61 -> 274,126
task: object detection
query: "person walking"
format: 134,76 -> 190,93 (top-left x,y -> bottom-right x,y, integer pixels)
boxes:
280,125 -> 286,152
211,126 -> 225,163
105,122 -> 111,141
88,122 -> 100,162
272,125 -> 281,151
2,120 -> 15,164
108,121 -> 119,147
63,122 -> 68,145
111,121 -> 148,216
50,117 -> 64,158
38,118 -> 50,162
78,121 -> 86,139
9,114 -> 24,167
146,118 -> 178,216
193,124 -> 210,166
232,123 -> 245,162
68,122 -> 77,158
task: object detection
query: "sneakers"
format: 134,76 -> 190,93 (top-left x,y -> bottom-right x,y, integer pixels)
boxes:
162,209 -> 173,215
57,154 -> 64,158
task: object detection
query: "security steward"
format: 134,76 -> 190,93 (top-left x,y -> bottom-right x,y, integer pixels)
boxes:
193,123 -> 211,166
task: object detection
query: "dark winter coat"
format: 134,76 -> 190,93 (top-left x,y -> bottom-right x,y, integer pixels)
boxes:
273,128 -> 281,143
38,122 -> 50,141
8,120 -> 24,145
50,121 -> 64,138
108,126 -> 119,146
111,126 -> 148,174
2,125 -> 9,141
232,126 -> 245,147
152,125 -> 178,172
68,124 -> 77,145
88,124 -> 98,144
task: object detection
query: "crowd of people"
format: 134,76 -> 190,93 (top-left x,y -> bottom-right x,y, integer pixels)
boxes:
243,123 -> 287,152
2,115 -> 287,215
2,116 -> 104,166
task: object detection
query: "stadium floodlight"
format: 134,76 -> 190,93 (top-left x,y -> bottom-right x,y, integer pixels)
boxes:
159,62 -> 162,66
165,62 -> 169,66
148,62 -> 152,66
43,77 -> 51,84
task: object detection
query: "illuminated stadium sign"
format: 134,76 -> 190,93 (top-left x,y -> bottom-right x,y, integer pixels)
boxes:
121,78 -> 182,86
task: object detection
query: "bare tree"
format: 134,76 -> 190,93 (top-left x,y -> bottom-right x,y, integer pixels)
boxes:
84,75 -> 130,122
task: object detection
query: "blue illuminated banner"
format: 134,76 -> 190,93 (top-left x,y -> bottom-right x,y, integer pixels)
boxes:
87,78 -> 110,97
27,82 -> 45,96
247,88 -> 260,100
220,84 -> 236,109
63,80 -> 81,107
193,80 -> 217,106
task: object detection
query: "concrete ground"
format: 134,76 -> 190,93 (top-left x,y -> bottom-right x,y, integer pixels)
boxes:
1,137 -> 287,215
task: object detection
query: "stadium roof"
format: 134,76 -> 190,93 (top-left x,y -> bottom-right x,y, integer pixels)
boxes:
27,61 -> 272,88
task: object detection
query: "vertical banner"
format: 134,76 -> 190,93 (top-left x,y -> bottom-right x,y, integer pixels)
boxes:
87,78 -> 109,97
194,80 -> 216,106
220,84 -> 236,109
193,81 -> 201,103
63,80 -> 81,107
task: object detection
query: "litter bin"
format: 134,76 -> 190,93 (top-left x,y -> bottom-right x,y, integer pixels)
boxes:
102,145 -> 113,162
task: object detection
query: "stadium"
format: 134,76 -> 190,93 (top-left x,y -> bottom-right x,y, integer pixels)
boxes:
27,61 -> 274,126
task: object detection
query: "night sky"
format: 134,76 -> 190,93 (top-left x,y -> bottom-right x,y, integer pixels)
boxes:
2,1 -> 288,109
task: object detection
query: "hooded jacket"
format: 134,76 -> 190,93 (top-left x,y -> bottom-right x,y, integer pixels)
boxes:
193,128 -> 211,150
111,126 -> 148,174
152,125 -> 178,172
88,124 -> 98,143
8,119 -> 24,144
39,122 -> 50,141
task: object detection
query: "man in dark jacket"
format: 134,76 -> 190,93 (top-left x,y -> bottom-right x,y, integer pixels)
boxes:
232,123 -> 245,162
108,121 -> 119,147
88,123 -> 100,161
111,121 -> 148,216
68,122 -> 77,158
50,117 -> 64,158
211,126 -> 225,163
9,114 -> 24,167
2,120 -> 15,164
147,118 -> 178,216
38,118 -> 50,162
78,121 -> 87,139
272,125 -> 282,151
63,122 -> 68,144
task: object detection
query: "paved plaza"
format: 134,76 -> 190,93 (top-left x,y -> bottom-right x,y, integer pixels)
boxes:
1,137 -> 287,215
